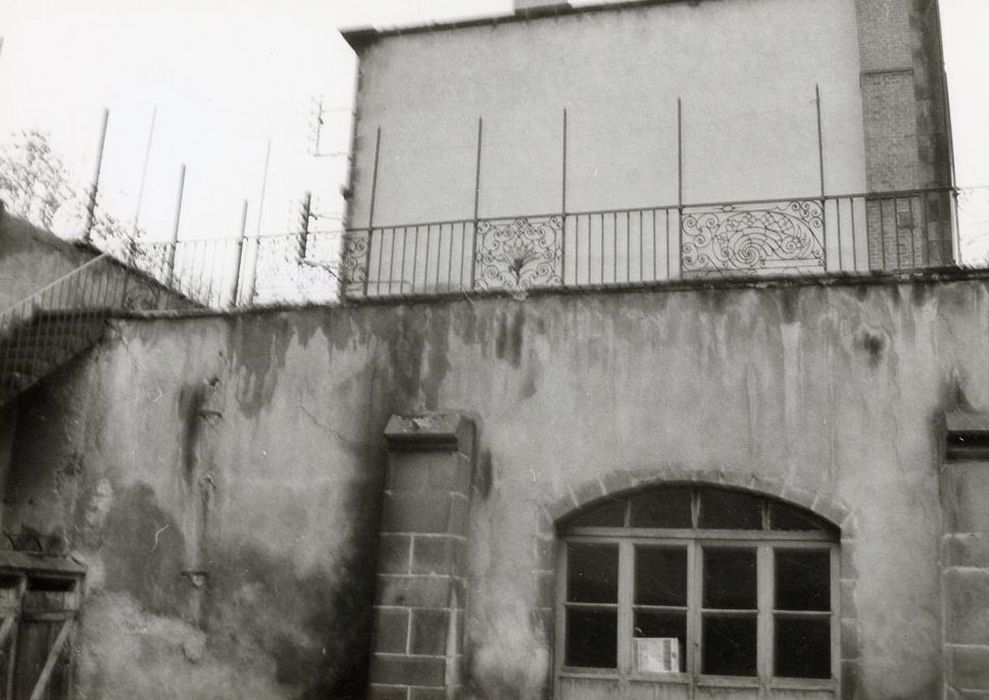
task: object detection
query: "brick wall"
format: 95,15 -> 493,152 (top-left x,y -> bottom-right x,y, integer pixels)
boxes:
854,0 -> 952,194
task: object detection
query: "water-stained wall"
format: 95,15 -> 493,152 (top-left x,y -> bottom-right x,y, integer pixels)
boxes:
6,273 -> 989,699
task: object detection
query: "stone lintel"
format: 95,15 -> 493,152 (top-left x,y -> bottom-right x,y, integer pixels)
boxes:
385,413 -> 474,454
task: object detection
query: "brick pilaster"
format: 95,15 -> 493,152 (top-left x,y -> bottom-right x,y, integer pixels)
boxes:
854,0 -> 954,269
369,413 -> 475,700
942,414 -> 989,695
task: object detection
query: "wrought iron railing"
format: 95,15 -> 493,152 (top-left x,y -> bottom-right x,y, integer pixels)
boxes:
0,253 -> 129,336
125,229 -> 342,309
340,187 -> 958,298
54,188 -> 951,311
0,254 -> 132,399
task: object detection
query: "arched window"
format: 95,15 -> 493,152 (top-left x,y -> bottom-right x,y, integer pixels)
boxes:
556,485 -> 839,698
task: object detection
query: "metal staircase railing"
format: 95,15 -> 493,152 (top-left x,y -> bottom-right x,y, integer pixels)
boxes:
0,253 -> 131,405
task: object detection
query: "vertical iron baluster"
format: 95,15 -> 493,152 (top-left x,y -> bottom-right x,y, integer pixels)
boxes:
444,224 -> 452,292
560,215 -> 567,287
435,225 -> 442,290
922,194 -> 931,266
412,226 -> 421,294
623,210 -> 630,283
423,225 -> 432,292
879,199 -> 886,270
434,225 -> 441,289
639,210 -> 643,283
396,226 -> 409,295
909,196 -> 917,269
894,198 -> 902,269
666,208 -> 671,280
573,214 -> 580,286
651,209 -> 657,282
373,229 -> 384,297
936,192 -> 948,264
458,222 -> 466,291
387,228 -> 398,296
851,198 -> 858,272
835,198 -> 843,271
950,189 -> 957,265
612,212 -> 617,284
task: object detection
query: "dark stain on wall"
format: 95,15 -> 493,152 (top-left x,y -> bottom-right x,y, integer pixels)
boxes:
384,310 -> 427,407
859,330 -> 886,369
177,377 -> 222,490
3,361 -> 92,541
697,287 -> 730,315
911,281 -> 934,307
779,287 -> 801,324
423,308 -> 452,409
178,385 -> 206,488
474,449 -> 493,500
495,306 -> 525,368
101,483 -> 187,618
202,475 -> 382,699
230,315 -> 293,418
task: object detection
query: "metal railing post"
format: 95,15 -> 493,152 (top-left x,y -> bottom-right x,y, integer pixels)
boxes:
471,117 -> 483,291
230,200 -> 249,308
166,164 -> 186,290
362,127 -> 382,298
83,108 -> 110,243
676,98 -> 684,279
561,108 -> 568,286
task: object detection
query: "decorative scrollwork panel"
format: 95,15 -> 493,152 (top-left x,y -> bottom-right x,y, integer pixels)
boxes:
475,216 -> 563,292
681,200 -> 825,275
340,231 -> 370,297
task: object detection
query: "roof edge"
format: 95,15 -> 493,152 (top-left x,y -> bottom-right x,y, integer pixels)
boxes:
339,0 -> 684,51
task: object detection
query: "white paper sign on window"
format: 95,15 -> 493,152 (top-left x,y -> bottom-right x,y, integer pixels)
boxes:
635,638 -> 679,673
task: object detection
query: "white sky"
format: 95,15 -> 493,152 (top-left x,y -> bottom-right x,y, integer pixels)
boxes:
0,0 -> 986,255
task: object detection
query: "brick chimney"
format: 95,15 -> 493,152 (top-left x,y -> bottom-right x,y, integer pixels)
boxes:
514,0 -> 572,14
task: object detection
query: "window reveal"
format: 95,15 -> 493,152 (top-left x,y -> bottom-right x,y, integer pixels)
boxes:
556,486 -> 839,693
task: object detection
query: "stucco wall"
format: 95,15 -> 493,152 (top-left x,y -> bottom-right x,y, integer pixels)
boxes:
0,210 -> 96,310
346,0 -> 866,228
6,274 -> 989,698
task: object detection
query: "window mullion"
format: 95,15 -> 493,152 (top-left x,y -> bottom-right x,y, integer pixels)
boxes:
555,541 -> 566,679
688,539 -> 700,682
617,540 -> 633,678
758,544 -> 773,688
831,545 -> 840,684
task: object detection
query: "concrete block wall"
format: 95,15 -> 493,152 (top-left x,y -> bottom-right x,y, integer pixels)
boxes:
369,414 -> 474,700
942,459 -> 989,695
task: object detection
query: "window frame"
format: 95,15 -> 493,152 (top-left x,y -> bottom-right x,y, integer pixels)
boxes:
554,488 -> 840,696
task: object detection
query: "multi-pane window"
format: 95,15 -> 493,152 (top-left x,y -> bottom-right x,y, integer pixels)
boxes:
556,486 -> 839,698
